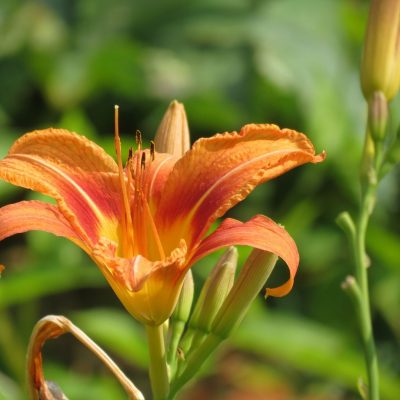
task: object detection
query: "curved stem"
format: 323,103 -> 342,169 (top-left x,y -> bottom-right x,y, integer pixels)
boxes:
146,324 -> 170,400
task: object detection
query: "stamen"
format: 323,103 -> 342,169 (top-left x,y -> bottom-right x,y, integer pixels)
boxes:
150,141 -> 155,161
128,147 -> 133,162
141,152 -> 146,169
126,150 -> 134,211
136,130 -> 142,147
142,193 -> 166,260
126,157 -> 134,201
133,149 -> 144,255
114,105 -> 134,256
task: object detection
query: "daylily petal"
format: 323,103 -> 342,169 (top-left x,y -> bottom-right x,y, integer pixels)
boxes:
156,123 -> 325,253
190,215 -> 299,297
0,129 -> 121,244
0,200 -> 88,251
92,237 -> 187,325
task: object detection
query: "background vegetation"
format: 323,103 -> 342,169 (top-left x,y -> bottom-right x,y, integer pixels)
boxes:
0,0 -> 399,399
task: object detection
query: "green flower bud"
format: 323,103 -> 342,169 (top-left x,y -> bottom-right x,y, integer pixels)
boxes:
181,247 -> 238,355
211,250 -> 278,339
172,270 -> 194,325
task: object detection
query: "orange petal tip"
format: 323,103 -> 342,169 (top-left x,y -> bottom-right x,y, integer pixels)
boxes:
313,150 -> 327,163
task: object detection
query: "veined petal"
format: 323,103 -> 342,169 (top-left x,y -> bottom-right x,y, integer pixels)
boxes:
190,215 -> 299,297
92,237 -> 187,325
156,124 -> 325,253
0,129 -> 120,244
0,200 -> 88,251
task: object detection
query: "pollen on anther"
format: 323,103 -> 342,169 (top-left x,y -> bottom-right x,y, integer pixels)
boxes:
136,130 -> 142,146
141,152 -> 146,169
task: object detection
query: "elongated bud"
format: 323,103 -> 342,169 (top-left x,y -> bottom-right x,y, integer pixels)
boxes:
177,247 -> 237,370
171,270 -> 194,326
168,271 -> 194,365
154,100 -> 190,157
368,91 -> 389,142
211,250 -> 277,339
361,0 -> 400,101
190,247 -> 237,334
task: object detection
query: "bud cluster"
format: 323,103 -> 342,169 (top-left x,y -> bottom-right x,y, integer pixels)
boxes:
167,247 -> 278,392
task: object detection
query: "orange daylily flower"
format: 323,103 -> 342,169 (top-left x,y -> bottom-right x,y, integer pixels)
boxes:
0,119 -> 324,325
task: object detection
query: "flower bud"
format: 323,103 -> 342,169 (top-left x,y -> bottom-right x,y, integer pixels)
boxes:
154,100 -> 190,157
361,0 -> 400,101
180,247 -> 238,355
211,250 -> 277,339
171,270 -> 195,325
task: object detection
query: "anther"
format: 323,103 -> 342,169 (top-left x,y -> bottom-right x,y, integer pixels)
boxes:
150,140 -> 155,161
141,152 -> 146,169
136,130 -> 142,146
128,147 -> 133,162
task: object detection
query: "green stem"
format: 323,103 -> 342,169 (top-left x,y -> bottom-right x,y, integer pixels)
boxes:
351,130 -> 384,400
146,324 -> 170,400
166,320 -> 185,378
353,182 -> 379,400
169,334 -> 221,399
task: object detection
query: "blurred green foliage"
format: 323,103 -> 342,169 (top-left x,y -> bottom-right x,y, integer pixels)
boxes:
0,0 -> 399,399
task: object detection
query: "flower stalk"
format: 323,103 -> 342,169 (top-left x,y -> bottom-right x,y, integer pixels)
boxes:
339,2 -> 400,397
146,324 -> 170,400
340,174 -> 380,400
